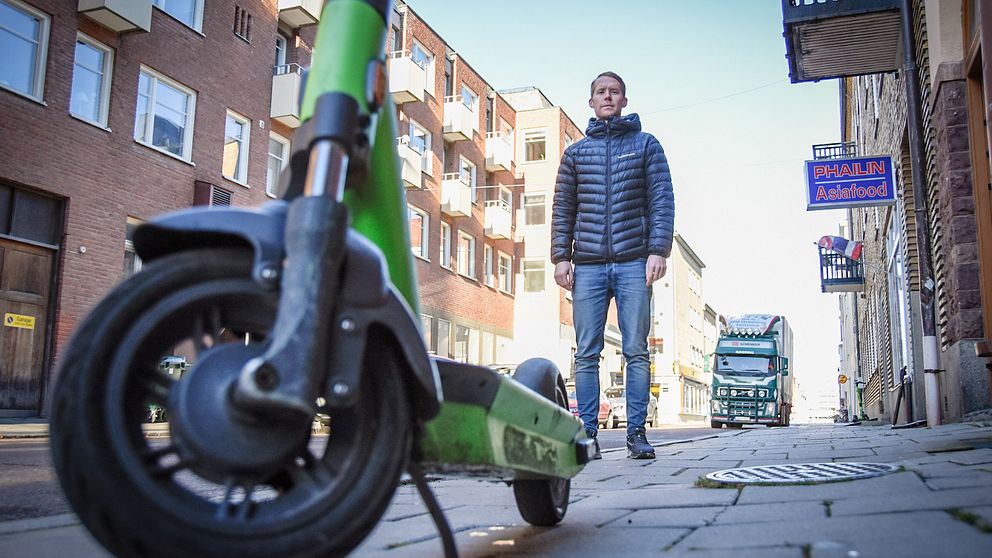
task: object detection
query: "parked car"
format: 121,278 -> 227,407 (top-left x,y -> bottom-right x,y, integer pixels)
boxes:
603,386 -> 659,428
566,387 -> 613,429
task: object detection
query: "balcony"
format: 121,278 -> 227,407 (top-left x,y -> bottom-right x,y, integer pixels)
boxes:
388,51 -> 428,104
396,136 -> 424,189
271,64 -> 303,128
484,200 -> 512,239
441,173 -> 472,217
278,0 -> 322,28
819,247 -> 865,293
782,0 -> 902,83
78,0 -> 151,33
443,96 -> 475,142
485,131 -> 513,172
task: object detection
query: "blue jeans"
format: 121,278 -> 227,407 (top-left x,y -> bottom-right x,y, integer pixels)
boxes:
572,258 -> 651,435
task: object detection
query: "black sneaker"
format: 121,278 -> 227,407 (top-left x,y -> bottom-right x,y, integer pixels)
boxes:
586,429 -> 602,460
626,427 -> 655,459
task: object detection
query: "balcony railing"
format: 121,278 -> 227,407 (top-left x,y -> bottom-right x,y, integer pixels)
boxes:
78,0 -> 151,32
396,136 -> 424,189
819,246 -> 865,292
782,0 -> 902,83
388,50 -> 428,104
278,0 -> 322,28
441,173 -> 472,217
443,96 -> 475,142
812,141 -> 858,160
271,63 -> 303,128
484,199 -> 512,239
485,131 -> 513,172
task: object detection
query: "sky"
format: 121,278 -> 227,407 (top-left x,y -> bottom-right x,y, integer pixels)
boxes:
406,0 -> 846,397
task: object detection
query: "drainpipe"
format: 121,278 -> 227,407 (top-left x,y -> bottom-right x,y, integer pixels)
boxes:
900,0 -> 942,426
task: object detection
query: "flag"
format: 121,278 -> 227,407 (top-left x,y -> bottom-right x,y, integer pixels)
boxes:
818,235 -> 863,261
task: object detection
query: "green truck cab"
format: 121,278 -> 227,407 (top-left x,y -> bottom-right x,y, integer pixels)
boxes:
710,315 -> 794,428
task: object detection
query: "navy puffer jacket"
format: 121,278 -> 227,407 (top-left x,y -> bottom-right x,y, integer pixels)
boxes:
551,113 -> 675,264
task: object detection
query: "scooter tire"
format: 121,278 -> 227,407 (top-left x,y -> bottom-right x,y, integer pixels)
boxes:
50,248 -> 411,558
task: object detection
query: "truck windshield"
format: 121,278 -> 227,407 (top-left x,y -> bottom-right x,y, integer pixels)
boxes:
716,355 -> 773,377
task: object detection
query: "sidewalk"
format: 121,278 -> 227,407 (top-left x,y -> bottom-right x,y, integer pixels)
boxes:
2,422 -> 992,557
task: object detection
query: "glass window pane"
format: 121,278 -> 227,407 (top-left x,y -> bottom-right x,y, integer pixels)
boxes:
155,80 -> 188,115
224,115 -> 245,180
10,189 -> 59,245
71,41 -> 104,122
0,3 -> 38,95
155,0 -> 197,28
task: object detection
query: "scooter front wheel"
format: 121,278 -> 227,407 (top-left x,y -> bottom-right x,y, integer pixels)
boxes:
50,248 -> 410,558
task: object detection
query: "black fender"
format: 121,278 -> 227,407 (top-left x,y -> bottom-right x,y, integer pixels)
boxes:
131,202 -> 441,420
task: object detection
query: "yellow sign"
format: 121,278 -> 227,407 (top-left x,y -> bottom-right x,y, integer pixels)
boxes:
4,313 -> 35,330
838,374 -> 848,384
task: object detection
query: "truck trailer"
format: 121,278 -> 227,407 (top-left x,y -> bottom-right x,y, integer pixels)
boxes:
710,314 -> 793,428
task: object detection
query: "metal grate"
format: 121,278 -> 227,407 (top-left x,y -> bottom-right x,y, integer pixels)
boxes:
812,142 -> 858,160
707,462 -> 898,485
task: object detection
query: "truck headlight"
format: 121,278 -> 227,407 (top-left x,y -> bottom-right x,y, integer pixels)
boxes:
717,387 -> 728,396
765,403 -> 776,414
757,389 -> 768,398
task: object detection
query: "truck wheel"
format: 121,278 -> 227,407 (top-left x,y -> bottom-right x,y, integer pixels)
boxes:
710,420 -> 722,429
511,358 -> 570,526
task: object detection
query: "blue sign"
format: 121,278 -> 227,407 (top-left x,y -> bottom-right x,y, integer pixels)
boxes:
805,155 -> 896,211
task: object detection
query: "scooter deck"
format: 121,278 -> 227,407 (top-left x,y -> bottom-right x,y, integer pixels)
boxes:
417,360 -> 594,480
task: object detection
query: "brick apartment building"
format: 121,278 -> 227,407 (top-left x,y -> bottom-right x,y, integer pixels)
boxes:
0,0 -> 559,417
388,1 -> 522,365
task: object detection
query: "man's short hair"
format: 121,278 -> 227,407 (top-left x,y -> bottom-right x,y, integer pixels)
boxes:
590,71 -> 626,97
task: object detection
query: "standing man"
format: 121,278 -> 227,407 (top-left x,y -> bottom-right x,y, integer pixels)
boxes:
552,71 -> 675,460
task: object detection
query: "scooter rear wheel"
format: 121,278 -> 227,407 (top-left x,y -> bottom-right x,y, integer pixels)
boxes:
511,358 -> 571,526
50,248 -> 410,558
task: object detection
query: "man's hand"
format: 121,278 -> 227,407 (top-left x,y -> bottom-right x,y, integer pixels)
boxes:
554,261 -> 574,291
646,255 -> 667,287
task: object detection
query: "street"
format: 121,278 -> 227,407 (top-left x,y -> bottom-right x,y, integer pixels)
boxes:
0,424 -> 717,523
3,422 -> 992,557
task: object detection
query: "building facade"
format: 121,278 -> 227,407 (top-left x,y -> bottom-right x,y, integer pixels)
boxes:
652,233 -> 709,424
388,1 -> 521,365
0,0 -> 323,416
837,0 -> 990,423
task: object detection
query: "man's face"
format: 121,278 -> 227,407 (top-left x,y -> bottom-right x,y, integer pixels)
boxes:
589,76 -> 627,120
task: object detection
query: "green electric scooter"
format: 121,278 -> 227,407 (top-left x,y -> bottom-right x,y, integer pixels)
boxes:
49,1 -> 594,557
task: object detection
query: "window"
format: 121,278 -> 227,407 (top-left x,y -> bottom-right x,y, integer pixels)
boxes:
454,325 -> 471,363
224,110 -> 250,184
0,183 -> 60,246
134,67 -> 196,161
437,319 -> 451,358
523,193 -> 546,225
443,56 -> 453,97
153,0 -> 203,32
420,314 -> 432,352
481,331 -> 494,366
498,252 -> 512,292
457,232 -> 475,278
564,133 -> 575,148
440,222 -> 451,269
275,33 -> 288,66
410,40 -> 432,72
461,83 -> 477,110
389,8 -> 403,53
523,259 -> 545,293
408,205 -> 428,259
233,5 -> 252,42
70,34 -> 113,127
459,157 -> 477,201
498,187 -> 512,211
124,218 -> 143,276
485,96 -> 494,132
0,0 -> 50,101
266,133 -> 289,197
483,245 -> 494,287
524,129 -> 546,162
408,118 -> 432,174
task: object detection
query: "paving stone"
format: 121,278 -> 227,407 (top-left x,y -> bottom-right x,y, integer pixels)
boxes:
570,484 -> 738,509
736,471 -> 927,505
0,525 -> 110,558
924,472 -> 992,490
948,448 -> 992,466
957,506 -> 992,528
674,511 -> 992,557
606,506 -> 725,528
830,486 -> 992,516
714,501 -> 827,524
676,547 -> 805,558
786,448 -> 877,459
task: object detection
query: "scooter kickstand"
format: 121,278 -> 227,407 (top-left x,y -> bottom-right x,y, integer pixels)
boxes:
408,462 -> 459,558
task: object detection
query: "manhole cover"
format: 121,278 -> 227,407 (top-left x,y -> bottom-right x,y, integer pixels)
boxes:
706,462 -> 899,485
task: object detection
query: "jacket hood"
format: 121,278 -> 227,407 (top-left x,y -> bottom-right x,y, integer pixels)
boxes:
586,113 -> 642,138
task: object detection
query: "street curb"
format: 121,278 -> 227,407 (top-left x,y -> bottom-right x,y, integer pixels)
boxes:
0,514 -> 80,536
